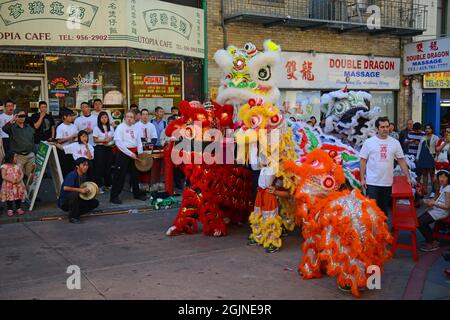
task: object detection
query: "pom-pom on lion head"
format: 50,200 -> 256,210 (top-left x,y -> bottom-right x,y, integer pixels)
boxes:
214,40 -> 282,106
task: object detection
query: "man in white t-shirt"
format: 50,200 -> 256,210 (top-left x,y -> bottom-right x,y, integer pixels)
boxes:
74,102 -> 97,145
91,99 -> 114,126
56,111 -> 78,177
0,100 -> 15,152
360,117 -> 411,216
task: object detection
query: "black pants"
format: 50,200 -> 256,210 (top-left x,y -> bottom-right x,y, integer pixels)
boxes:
6,200 -> 21,210
366,185 -> 392,216
60,197 -> 99,219
110,151 -> 140,200
94,145 -> 113,188
174,167 -> 185,189
58,149 -> 75,178
3,138 -> 10,153
418,212 -> 435,243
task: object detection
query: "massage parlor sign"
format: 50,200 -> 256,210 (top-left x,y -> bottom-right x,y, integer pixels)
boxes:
404,36 -> 450,75
0,0 -> 205,58
279,52 -> 400,90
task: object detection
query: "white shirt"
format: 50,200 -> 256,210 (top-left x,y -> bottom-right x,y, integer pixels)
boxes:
429,185 -> 450,220
91,110 -> 114,124
258,166 -> 276,189
0,113 -> 14,138
74,114 -> 97,145
134,121 -> 157,143
114,122 -> 143,157
93,125 -> 115,146
360,135 -> 405,187
63,142 -> 95,160
56,123 -> 78,146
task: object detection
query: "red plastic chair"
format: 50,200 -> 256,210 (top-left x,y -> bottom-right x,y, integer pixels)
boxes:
432,216 -> 450,241
391,176 -> 419,261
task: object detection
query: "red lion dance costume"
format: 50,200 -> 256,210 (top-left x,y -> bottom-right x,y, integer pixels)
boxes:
165,100 -> 252,237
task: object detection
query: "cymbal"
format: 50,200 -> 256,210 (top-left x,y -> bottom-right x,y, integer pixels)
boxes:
79,181 -> 99,200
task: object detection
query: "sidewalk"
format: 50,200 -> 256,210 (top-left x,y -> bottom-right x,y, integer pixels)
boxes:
0,208 -> 448,300
0,177 -> 181,224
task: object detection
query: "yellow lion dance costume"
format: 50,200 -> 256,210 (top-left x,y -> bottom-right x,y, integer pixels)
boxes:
284,149 -> 393,298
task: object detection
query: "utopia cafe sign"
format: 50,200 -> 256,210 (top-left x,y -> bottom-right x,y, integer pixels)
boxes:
0,0 -> 205,58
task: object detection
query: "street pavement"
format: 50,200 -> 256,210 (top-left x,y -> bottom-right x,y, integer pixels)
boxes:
0,208 -> 448,300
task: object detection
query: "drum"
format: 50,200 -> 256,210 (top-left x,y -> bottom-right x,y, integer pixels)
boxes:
135,151 -> 154,172
79,181 -> 99,201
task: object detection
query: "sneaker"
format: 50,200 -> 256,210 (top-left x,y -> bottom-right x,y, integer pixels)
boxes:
265,245 -> 279,253
6,209 -> 14,217
247,239 -> 258,246
98,188 -> 105,194
16,208 -> 25,215
69,218 -> 82,224
110,197 -> 122,205
420,241 -> 440,252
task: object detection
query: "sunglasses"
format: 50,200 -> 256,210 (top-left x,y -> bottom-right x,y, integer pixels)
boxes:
17,114 -> 26,118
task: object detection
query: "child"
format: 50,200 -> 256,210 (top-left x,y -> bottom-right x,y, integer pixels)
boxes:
1,151 -> 26,216
57,130 -> 95,180
248,155 -> 289,253
418,169 -> 450,252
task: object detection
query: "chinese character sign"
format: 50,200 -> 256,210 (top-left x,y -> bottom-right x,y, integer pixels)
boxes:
0,0 -> 205,58
404,37 -> 450,75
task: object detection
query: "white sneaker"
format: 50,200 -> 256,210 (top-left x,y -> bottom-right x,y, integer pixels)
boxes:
98,188 -> 105,194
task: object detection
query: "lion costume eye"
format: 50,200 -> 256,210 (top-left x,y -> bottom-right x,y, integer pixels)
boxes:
258,65 -> 271,81
332,100 -> 350,116
268,114 -> 283,128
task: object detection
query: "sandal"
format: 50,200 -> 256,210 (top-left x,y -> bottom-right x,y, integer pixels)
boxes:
16,208 -> 25,215
6,209 -> 14,217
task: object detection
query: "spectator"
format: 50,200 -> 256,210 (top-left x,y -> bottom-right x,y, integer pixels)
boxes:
2,109 -> 36,181
404,122 -> 424,157
167,106 -> 180,124
134,109 -> 141,122
309,116 -> 318,127
130,104 -> 139,112
416,124 -> 439,198
134,108 -> 157,192
74,102 -> 97,145
418,169 -> 450,252
57,157 -> 99,224
110,110 -> 147,204
55,111 -> 78,177
29,101 -> 55,148
93,111 -> 115,194
0,100 -> 15,153
399,119 -> 414,151
434,127 -> 450,171
57,130 -> 94,181
150,106 -> 167,190
360,117 -> 411,216
1,151 -> 26,217
389,122 -> 399,140
91,99 -> 114,125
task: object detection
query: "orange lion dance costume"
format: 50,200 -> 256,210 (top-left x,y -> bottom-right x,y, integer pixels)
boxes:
284,149 -> 393,297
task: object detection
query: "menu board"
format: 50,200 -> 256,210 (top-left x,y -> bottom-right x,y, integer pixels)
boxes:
131,74 -> 182,100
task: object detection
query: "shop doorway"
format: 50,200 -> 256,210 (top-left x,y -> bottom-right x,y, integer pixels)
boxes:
0,75 -> 46,113
422,92 -> 440,132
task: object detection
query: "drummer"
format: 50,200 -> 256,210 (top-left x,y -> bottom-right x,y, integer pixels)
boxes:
93,111 -> 115,194
110,110 -> 147,204
57,157 -> 99,224
133,108 -> 157,192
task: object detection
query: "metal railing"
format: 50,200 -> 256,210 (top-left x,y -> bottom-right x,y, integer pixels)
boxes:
223,0 -> 427,33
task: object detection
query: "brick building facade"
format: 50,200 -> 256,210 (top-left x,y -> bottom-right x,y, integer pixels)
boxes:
206,0 -> 427,128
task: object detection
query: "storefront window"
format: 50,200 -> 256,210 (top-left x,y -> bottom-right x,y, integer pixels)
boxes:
279,90 -> 321,122
46,56 -> 127,116
370,91 -> 396,123
129,59 -> 182,114
0,77 -> 43,112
